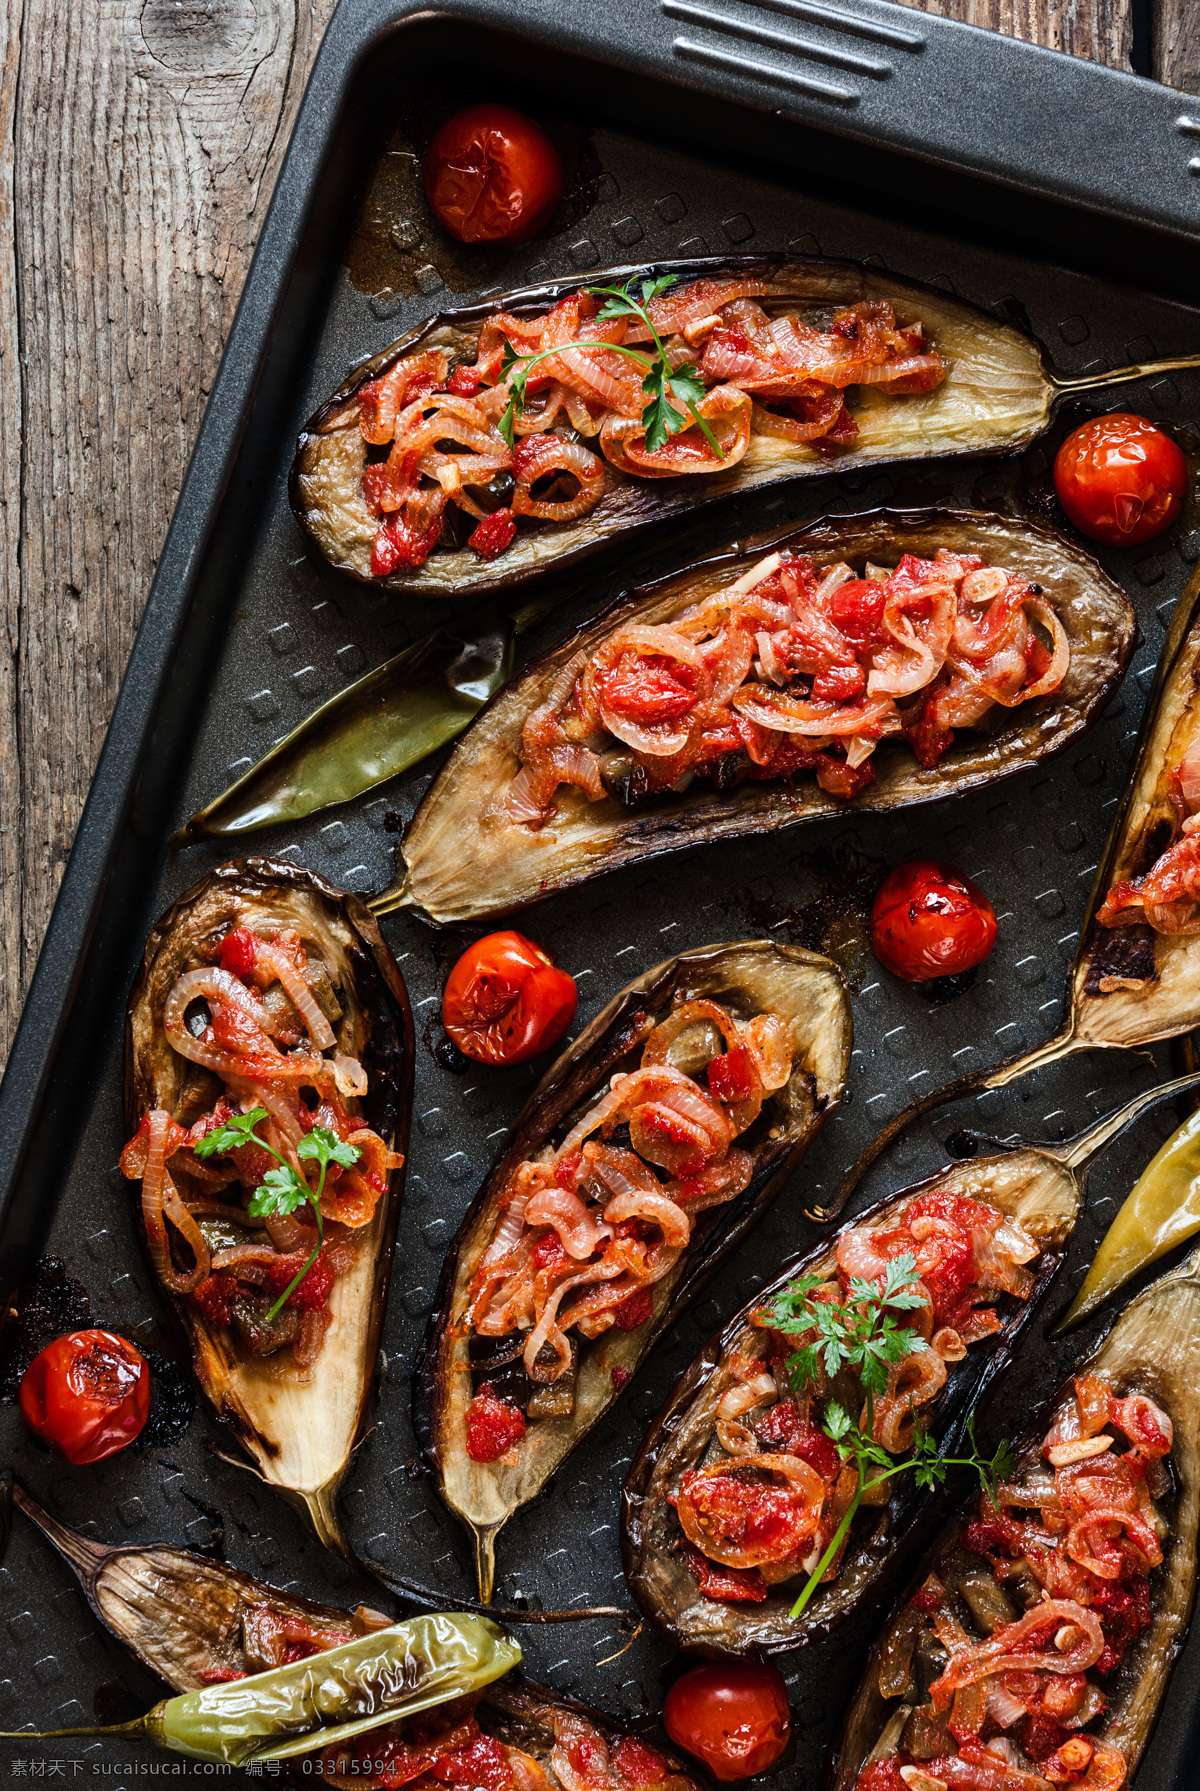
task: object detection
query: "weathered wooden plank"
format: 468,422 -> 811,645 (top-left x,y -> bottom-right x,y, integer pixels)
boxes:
2,0 -> 338,1061
1153,0 -> 1200,95
0,0 -> 24,1057
898,0 -> 1131,68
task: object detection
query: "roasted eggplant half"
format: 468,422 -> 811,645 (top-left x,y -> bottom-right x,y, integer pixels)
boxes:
375,508 -> 1133,925
123,858 -> 413,1556
12,1484 -> 705,1791
826,1241 -> 1200,1791
825,558 -> 1200,1224
415,939 -> 851,1601
290,253 -> 1190,602
620,1073 -> 1198,1658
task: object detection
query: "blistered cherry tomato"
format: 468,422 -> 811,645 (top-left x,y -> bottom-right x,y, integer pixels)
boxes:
442,930 -> 577,1065
871,859 -> 997,982
19,1329 -> 150,1465
1054,413 -> 1188,547
423,105 -> 564,245
663,1661 -> 791,1782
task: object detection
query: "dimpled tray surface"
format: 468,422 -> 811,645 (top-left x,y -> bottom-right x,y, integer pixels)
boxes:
3,5 -> 1200,1788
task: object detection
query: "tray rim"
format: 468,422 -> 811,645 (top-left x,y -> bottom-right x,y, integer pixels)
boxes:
2,3 -> 1200,1784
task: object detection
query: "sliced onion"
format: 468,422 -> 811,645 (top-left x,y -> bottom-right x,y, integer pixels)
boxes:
928,1601 -> 1104,1708
143,1109 -> 210,1295
1019,598 -> 1071,700
525,1184 -> 611,1260
732,686 -> 896,737
253,944 -> 335,1050
602,1187 -> 691,1248
511,434 -> 606,522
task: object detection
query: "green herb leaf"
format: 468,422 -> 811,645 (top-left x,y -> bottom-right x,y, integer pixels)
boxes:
666,362 -> 707,414
297,1127 -> 361,1172
497,338 -> 526,449
639,373 -> 688,454
248,1165 -> 311,1219
192,1107 -> 269,1160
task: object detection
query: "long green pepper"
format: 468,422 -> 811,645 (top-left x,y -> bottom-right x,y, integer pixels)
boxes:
0,1612 -> 520,1766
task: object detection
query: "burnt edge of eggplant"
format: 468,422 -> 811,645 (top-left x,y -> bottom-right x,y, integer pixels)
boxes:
288,253 -> 1056,601
412,943 -> 847,1502
1072,559 -> 1200,1015
123,856 -> 415,1472
819,1275 -> 1200,1791
397,505 -> 1136,928
619,1154 -> 1075,1656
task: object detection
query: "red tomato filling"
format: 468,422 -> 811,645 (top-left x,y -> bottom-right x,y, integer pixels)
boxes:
465,1385 -> 527,1463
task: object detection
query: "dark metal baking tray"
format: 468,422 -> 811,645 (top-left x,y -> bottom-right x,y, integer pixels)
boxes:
3,1 -> 1200,1784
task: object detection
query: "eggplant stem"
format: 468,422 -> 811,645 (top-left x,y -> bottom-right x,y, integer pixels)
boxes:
474,1525 -> 499,1604
1050,1068 -> 1200,1170
807,1023 -> 1086,1222
359,1555 -> 640,1632
12,1481 -> 109,1588
1050,352 -> 1200,394
369,876 -> 415,918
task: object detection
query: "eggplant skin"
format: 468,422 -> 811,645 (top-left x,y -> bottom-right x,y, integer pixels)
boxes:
824,1246 -> 1200,1791
290,254 -> 1052,601
395,507 -> 1135,927
124,858 -> 413,1545
1072,566 -> 1200,1052
414,940 -> 851,1596
621,1146 -> 1081,1657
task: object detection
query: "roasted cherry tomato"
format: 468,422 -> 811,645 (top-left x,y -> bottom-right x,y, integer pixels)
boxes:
423,105 -> 564,245
871,859 -> 997,982
662,1661 -> 791,1782
442,930 -> 577,1065
1053,413 -> 1188,547
19,1329 -> 151,1465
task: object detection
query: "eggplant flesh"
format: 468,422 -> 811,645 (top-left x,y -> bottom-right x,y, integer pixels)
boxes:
385,507 -> 1134,926
414,940 -> 851,1601
290,256 -> 1053,601
825,1244 -> 1200,1791
1070,562 -> 1200,1052
125,858 -> 414,1555
621,1148 -> 1081,1657
13,1487 -> 702,1791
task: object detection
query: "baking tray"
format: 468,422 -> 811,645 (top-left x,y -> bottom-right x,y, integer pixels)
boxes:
4,0 -> 1200,1783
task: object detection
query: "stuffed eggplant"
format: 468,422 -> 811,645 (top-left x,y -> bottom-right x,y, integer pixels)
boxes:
826,1241 -> 1200,1791
620,1073 -> 1199,1658
824,558 -> 1200,1224
290,253 -> 1195,601
415,939 -> 851,1601
374,508 -> 1133,924
121,858 -> 413,1556
12,1485 -> 704,1791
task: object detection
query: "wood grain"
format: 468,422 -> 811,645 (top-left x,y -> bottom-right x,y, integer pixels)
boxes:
0,0 -> 1192,1066
0,0 -> 338,1059
1153,0 -> 1200,94
899,0 -> 1132,66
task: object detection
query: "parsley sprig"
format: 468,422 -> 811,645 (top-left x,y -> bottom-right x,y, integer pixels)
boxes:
497,274 -> 725,461
194,1107 -> 360,1321
757,1253 -> 1015,1618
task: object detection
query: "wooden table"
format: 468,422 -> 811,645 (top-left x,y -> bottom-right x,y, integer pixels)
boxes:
0,0 -> 1192,1061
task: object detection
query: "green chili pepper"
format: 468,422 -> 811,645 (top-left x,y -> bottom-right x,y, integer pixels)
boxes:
1058,1106 -> 1200,1331
172,595 -> 559,847
0,1612 -> 520,1765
